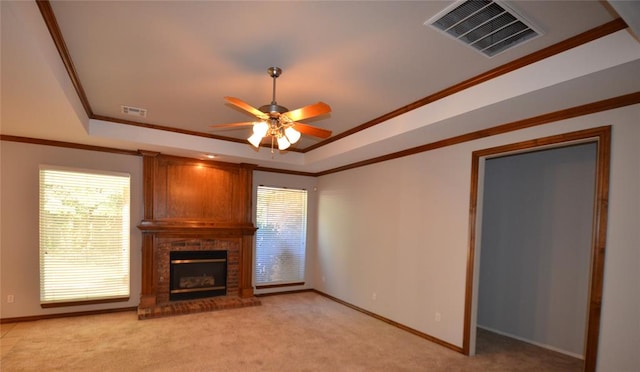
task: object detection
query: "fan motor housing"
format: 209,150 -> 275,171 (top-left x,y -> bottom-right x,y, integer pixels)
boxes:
259,103 -> 289,116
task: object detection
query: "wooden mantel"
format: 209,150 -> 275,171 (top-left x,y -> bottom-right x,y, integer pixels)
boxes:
137,152 -> 258,312
138,220 -> 257,235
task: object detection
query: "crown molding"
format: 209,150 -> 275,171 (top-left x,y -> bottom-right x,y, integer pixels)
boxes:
35,1 -> 627,154
4,92 -> 639,176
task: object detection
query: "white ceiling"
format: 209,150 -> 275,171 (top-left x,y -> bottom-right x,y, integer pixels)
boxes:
2,1 -> 639,173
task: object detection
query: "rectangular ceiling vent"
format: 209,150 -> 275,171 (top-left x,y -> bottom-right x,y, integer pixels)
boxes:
121,105 -> 147,118
425,0 -> 543,58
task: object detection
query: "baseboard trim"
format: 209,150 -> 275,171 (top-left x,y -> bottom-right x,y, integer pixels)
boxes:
477,325 -> 584,360
0,306 -> 138,324
255,288 -> 314,297
312,289 -> 463,354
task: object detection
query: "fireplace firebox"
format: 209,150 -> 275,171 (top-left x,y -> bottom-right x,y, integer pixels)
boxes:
169,250 -> 227,301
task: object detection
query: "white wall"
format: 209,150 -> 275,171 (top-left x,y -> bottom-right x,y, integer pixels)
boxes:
252,171 -> 318,295
314,104 -> 640,371
0,141 -> 143,318
597,110 -> 640,371
477,143 -> 596,357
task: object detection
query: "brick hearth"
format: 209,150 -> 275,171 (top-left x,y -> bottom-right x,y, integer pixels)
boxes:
137,296 -> 261,320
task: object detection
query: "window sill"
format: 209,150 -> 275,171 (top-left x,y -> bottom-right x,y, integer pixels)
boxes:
41,296 -> 130,308
255,282 -> 304,290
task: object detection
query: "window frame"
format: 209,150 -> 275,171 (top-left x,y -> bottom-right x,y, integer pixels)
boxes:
39,165 -> 131,307
254,185 -> 309,289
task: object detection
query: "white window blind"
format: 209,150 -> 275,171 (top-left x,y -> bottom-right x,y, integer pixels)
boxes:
39,166 -> 130,305
255,186 -> 307,285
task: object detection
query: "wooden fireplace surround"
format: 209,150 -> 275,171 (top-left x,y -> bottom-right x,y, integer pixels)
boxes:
137,152 -> 258,316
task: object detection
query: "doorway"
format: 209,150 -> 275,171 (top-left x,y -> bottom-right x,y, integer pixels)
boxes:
463,126 -> 611,372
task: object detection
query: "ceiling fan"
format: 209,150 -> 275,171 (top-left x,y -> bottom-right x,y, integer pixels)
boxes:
210,67 -> 332,152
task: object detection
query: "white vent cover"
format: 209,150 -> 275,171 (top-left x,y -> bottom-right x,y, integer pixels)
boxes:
425,0 -> 542,58
121,105 -> 147,118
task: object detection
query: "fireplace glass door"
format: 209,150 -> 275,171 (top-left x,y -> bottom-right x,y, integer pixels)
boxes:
169,250 -> 227,301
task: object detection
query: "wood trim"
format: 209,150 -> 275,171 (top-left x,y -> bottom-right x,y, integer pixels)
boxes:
240,235 -> 256,298
1,306 -> 137,324
304,18 -> 628,152
463,148 -> 481,355
36,0 -> 93,117
463,126 -> 611,372
316,92 -> 640,176
91,114 -> 307,153
41,296 -> 129,308
139,151 -> 158,307
584,126 -> 611,372
0,135 -> 141,156
2,92 -> 638,179
139,233 -> 156,308
92,114 -> 250,145
140,151 -> 158,220
34,0 -> 301,153
35,2 -> 626,156
255,288 -> 313,297
469,127 -> 612,159
239,162 -> 255,223
255,282 -> 305,290
254,166 -> 316,177
313,290 -> 463,354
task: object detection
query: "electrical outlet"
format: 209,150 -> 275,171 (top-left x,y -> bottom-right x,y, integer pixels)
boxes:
372,292 -> 377,300
7,295 -> 15,303
435,312 -> 441,322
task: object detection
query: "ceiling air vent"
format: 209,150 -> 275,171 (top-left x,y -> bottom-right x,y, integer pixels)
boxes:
121,105 -> 147,118
425,0 -> 542,58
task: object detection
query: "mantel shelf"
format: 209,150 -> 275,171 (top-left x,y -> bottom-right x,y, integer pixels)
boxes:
138,220 -> 257,235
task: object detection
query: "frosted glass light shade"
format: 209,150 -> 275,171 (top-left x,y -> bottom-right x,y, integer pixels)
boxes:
253,121 -> 269,137
248,133 -> 263,148
277,135 -> 290,150
284,127 -> 301,144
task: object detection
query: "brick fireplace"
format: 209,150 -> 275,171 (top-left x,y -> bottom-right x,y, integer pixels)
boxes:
136,228 -> 260,319
137,152 -> 260,319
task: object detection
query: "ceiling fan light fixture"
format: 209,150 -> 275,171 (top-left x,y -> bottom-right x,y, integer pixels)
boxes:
212,67 -> 333,153
277,135 -> 291,150
285,127 -> 301,144
252,121 -> 269,137
248,133 -> 263,148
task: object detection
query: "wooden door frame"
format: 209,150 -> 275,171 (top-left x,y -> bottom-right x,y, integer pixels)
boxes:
463,126 -> 611,372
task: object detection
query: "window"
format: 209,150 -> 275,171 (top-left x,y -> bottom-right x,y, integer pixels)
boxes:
255,186 -> 307,286
39,166 -> 130,306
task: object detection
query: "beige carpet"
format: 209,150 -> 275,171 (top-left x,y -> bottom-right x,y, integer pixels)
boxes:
1,292 -> 582,371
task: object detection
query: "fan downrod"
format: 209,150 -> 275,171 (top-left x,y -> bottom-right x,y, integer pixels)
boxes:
260,66 -> 288,115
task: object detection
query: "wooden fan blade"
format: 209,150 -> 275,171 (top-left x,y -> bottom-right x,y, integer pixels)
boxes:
284,102 -> 331,122
209,122 -> 254,129
224,97 -> 268,120
293,122 -> 332,139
